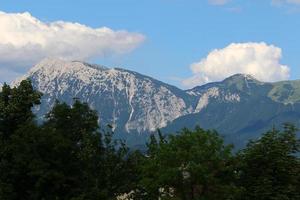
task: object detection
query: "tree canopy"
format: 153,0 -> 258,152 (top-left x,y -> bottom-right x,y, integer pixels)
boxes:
0,80 -> 137,200
0,81 -> 299,200
138,128 -> 239,200
237,124 -> 300,200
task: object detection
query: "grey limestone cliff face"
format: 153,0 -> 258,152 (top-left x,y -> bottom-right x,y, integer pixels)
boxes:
14,59 -> 300,148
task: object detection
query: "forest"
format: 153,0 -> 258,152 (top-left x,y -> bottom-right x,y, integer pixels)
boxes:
0,80 -> 299,200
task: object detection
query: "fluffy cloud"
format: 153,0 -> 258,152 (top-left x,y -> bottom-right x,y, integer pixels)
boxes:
182,42 -> 290,88
0,11 -> 145,82
208,0 -> 231,5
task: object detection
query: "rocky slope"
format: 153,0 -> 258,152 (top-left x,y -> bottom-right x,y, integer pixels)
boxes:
163,74 -> 300,148
14,59 -> 195,138
14,59 -> 300,148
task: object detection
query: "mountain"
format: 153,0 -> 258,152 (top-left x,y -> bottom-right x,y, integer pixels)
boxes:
163,74 -> 300,149
14,58 -> 196,144
14,59 -> 300,148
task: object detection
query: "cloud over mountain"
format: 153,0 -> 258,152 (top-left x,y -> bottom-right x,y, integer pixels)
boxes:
0,11 -> 145,82
182,42 -> 290,88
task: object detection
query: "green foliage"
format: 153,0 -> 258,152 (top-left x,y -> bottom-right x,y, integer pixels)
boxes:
0,80 -> 41,139
0,82 -> 138,200
237,123 -> 300,200
1,81 -> 300,200
0,80 -> 42,199
138,127 -> 239,200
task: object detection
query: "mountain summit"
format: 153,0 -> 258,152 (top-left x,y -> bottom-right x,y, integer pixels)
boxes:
16,59 -> 194,139
14,59 -> 300,148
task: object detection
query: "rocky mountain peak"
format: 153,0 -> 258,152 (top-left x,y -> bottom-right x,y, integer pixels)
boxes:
9,59 -> 300,148
14,59 -> 194,137
223,73 -> 259,83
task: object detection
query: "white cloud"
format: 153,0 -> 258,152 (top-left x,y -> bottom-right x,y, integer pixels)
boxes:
208,0 -> 231,6
0,11 -> 145,82
182,42 -> 290,88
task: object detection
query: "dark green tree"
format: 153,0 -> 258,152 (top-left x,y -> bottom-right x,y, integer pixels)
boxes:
138,127 -> 239,200
0,80 -> 42,199
0,80 -> 41,139
46,101 -> 141,199
237,124 -> 300,200
97,125 -> 144,199
41,101 -> 104,199
0,81 -> 139,200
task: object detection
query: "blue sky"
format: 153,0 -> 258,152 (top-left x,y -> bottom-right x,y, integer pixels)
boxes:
0,0 -> 300,88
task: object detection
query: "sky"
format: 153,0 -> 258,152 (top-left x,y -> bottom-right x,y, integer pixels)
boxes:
0,0 -> 300,88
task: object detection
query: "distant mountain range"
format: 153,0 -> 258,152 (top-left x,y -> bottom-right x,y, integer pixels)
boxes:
14,58 -> 300,149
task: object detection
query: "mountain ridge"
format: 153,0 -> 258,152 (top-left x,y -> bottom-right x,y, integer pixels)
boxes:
12,58 -> 300,148
15,59 -> 195,136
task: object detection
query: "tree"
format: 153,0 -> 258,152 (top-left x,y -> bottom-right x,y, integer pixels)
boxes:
0,79 -> 141,200
237,124 -> 300,200
100,126 -> 143,199
40,100 -> 107,199
0,80 -> 41,139
0,80 -> 42,199
138,127 -> 239,200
